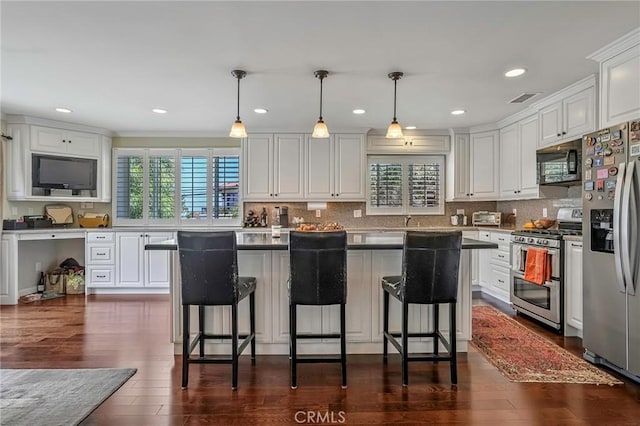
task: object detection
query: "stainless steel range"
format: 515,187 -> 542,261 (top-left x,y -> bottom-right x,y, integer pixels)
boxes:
510,207 -> 582,332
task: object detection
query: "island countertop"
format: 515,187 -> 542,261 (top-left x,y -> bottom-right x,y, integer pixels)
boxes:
145,231 -> 499,251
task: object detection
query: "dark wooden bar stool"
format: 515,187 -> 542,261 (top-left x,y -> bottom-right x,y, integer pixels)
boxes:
177,231 -> 256,390
382,231 -> 462,386
289,231 -> 348,389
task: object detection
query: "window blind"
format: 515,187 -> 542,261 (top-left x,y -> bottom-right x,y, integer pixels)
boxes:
212,155 -> 240,219
180,156 -> 208,220
115,154 -> 143,219
408,162 -> 440,208
148,155 -> 176,219
369,162 -> 403,207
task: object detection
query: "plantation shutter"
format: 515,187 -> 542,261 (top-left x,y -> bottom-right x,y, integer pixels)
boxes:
148,154 -> 176,219
369,160 -> 403,211
212,154 -> 240,220
407,159 -> 442,211
180,154 -> 208,221
115,153 -> 144,220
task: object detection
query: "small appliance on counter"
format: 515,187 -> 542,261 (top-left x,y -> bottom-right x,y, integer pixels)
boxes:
22,215 -> 54,228
276,206 -> 289,227
2,219 -> 28,230
77,213 -> 110,228
449,213 -> 467,226
45,205 -> 74,227
472,211 -> 501,226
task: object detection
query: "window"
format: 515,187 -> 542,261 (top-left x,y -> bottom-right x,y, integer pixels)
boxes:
367,155 -> 444,215
114,148 -> 241,226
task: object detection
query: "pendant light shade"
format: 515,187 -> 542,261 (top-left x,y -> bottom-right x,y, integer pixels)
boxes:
386,71 -> 404,139
312,70 -> 330,138
229,70 -> 248,138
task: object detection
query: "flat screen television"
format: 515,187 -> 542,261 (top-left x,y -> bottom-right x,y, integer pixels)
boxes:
32,154 -> 97,190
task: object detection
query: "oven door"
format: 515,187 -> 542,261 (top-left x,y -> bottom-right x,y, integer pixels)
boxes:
511,271 -> 561,327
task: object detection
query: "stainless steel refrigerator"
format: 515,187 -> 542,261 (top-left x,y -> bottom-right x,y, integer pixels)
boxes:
582,120 -> 640,383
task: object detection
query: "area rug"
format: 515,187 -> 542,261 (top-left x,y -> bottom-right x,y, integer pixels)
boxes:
471,306 -> 622,385
0,368 -> 137,425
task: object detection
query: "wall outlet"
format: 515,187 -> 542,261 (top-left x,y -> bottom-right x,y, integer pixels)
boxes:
35,262 -> 42,273
353,209 -> 362,218
456,209 -> 465,215
542,208 -> 548,218
81,202 -> 94,209
512,208 -> 517,216
315,209 -> 321,218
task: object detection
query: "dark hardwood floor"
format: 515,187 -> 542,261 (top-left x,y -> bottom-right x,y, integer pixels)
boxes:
1,293 -> 639,425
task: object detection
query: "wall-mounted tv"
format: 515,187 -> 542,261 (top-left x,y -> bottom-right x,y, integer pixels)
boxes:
32,154 -> 97,190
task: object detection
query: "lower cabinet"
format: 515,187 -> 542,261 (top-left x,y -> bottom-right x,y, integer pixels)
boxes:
477,230 -> 511,303
114,232 -> 172,290
564,240 -> 583,336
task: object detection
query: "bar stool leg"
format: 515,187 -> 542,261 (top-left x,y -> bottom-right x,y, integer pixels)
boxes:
402,301 -> 409,387
340,303 -> 347,388
250,292 -> 256,364
198,305 -> 205,358
182,305 -> 190,389
290,304 -> 298,389
433,304 -> 440,358
232,302 -> 239,390
450,302 -> 457,385
383,291 -> 389,363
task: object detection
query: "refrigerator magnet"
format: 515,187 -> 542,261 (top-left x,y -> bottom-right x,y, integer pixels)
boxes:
585,193 -> 593,201
585,169 -> 592,180
608,166 -> 618,176
585,158 -> 593,167
610,138 -> 623,147
612,130 -> 622,140
597,169 -> 610,180
607,190 -> 615,200
584,181 -> 594,191
586,146 -> 595,155
604,156 -> 615,166
593,157 -> 604,167
595,142 -> 603,150
597,180 -> 605,192
601,133 -> 611,143
587,137 -> 595,146
606,180 -> 616,190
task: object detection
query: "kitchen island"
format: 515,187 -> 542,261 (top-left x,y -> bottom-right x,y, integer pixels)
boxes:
148,231 -> 498,355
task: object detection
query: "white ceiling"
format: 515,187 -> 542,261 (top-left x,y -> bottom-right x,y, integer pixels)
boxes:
1,1 -> 639,136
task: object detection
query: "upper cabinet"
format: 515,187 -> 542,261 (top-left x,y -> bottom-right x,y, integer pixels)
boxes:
538,84 -> 595,148
367,133 -> 450,154
4,116 -> 112,202
445,132 -> 470,201
469,130 -> 500,200
305,134 -> 365,201
31,125 -> 101,157
499,115 -> 539,200
588,28 -> 640,128
242,133 -> 305,201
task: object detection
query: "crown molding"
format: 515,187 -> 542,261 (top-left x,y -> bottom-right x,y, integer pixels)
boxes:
5,114 -> 113,136
587,27 -> 640,62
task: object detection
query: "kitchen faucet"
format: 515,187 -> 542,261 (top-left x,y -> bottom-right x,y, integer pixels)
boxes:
404,215 -> 412,227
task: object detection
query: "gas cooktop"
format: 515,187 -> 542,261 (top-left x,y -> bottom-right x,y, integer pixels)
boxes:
513,229 -> 583,237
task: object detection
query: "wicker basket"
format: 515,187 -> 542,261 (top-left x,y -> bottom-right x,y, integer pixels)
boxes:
66,270 -> 85,294
78,214 -> 109,228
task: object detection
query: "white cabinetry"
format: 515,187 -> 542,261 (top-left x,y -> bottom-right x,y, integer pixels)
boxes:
446,132 -> 471,201
115,232 -> 172,290
588,29 -> 640,128
85,232 -> 115,288
477,230 -> 510,303
499,115 -> 539,199
564,240 -> 583,337
537,79 -> 596,148
367,134 -> 450,154
31,125 -> 101,156
242,134 -> 305,201
469,130 -> 500,200
305,134 -> 365,201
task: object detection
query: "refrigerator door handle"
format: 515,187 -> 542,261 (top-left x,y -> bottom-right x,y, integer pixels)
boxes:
629,159 -> 640,296
613,162 -> 627,294
621,161 -> 635,295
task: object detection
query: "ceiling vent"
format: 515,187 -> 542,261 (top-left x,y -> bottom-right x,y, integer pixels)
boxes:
509,92 -> 539,104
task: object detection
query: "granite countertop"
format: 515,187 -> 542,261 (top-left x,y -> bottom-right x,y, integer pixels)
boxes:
146,231 -> 499,251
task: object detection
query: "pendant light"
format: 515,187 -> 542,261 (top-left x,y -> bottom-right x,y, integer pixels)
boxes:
386,71 -> 404,139
229,70 -> 248,138
312,70 -> 330,138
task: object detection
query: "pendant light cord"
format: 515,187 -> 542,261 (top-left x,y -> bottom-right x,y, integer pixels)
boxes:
236,76 -> 241,121
319,77 -> 324,121
393,78 -> 397,122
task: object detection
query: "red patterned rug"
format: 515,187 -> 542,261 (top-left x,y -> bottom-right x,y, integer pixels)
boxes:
471,305 -> 622,385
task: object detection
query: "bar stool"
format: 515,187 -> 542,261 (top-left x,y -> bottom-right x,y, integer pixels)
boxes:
382,231 -> 462,386
289,230 -> 348,389
177,231 -> 256,390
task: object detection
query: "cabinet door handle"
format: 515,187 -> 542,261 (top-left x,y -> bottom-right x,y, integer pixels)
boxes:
96,252 -> 106,256
97,236 -> 105,239
96,275 -> 106,278
498,237 -> 505,241
140,234 -> 144,237
562,131 -> 566,135
498,279 -> 505,284
570,243 -> 582,247
269,194 -> 273,197
68,140 -> 71,143
498,254 -> 505,258
331,193 -> 334,197
274,193 -> 278,197
557,133 -> 561,137
51,235 -> 56,238
336,193 -> 339,197
62,139 -> 66,143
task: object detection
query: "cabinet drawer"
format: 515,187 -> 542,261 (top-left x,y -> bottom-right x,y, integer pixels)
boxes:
490,232 -> 510,246
491,264 -> 510,295
491,249 -> 510,265
87,232 -> 114,243
88,245 -> 114,263
478,231 -> 491,241
87,266 -> 114,287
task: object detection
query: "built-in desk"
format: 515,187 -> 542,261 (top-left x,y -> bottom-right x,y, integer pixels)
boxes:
147,231 -> 497,355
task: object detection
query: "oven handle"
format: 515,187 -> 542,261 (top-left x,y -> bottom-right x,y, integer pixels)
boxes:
512,271 -> 559,289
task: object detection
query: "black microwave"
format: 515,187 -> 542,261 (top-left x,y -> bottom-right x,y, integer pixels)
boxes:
536,139 -> 582,186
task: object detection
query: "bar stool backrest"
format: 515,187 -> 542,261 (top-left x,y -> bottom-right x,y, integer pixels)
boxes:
289,231 -> 347,305
177,231 -> 238,305
402,231 -> 462,304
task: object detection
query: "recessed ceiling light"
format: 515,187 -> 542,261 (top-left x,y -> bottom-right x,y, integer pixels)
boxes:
254,108 -> 268,114
505,68 -> 527,78
352,109 -> 366,114
55,107 -> 72,113
405,126 -> 417,130
152,108 -> 168,114
451,110 -> 466,115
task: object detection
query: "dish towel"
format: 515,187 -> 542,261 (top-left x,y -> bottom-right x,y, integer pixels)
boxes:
512,245 -> 522,271
524,247 -> 551,286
